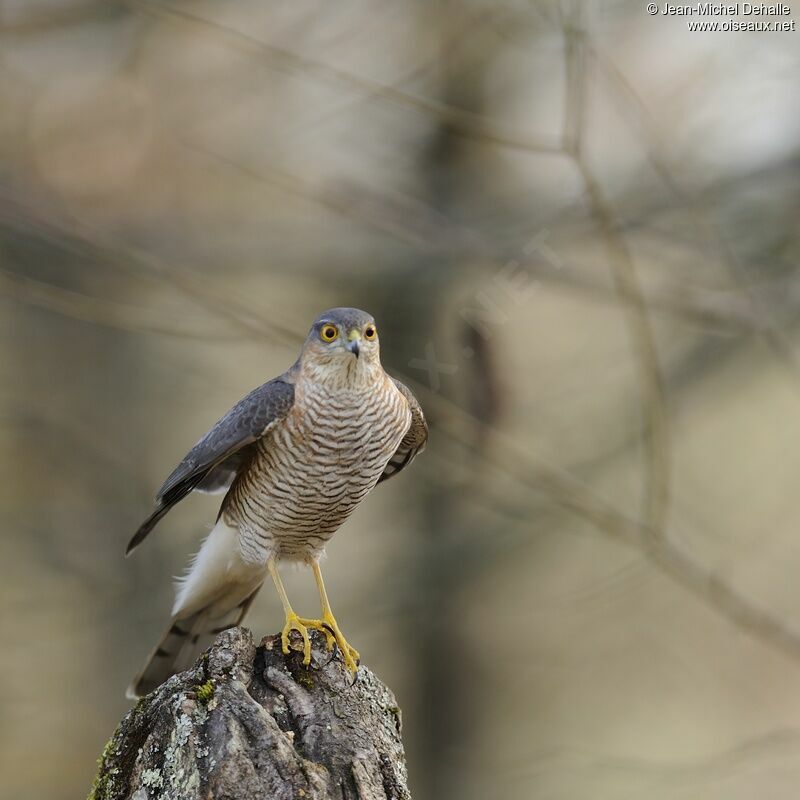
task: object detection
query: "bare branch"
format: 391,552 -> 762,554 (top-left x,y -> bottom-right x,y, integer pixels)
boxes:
127,0 -> 564,156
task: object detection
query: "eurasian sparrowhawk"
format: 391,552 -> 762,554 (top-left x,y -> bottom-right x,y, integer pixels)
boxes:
126,308 -> 427,698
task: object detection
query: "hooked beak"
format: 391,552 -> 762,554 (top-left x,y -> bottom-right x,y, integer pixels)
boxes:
346,330 -> 361,358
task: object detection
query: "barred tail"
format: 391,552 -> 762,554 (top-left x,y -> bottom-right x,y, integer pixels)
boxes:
126,586 -> 260,700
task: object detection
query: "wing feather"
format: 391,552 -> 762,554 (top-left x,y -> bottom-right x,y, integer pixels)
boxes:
378,378 -> 427,484
127,377 -> 295,555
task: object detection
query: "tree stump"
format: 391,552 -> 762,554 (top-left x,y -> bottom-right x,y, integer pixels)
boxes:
89,627 -> 411,800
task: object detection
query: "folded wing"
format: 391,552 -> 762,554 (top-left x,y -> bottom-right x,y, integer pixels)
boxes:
126,377 -> 295,555
378,378 -> 428,484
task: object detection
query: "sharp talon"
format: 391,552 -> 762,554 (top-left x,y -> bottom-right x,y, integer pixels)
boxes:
298,618 -> 336,651
281,613 -> 312,665
321,646 -> 338,668
298,614 -> 358,674
321,622 -> 337,652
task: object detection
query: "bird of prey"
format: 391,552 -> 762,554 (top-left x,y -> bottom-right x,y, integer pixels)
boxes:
126,308 -> 427,698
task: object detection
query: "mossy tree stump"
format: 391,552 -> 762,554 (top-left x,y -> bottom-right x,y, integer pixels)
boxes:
90,627 -> 411,800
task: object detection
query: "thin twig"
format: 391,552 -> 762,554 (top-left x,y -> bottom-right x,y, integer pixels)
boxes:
127,0 -> 565,157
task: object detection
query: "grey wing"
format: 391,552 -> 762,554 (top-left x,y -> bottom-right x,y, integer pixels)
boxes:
378,378 -> 428,484
126,377 -> 295,555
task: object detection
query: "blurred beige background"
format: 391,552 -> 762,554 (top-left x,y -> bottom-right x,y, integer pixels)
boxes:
1,1 -> 800,798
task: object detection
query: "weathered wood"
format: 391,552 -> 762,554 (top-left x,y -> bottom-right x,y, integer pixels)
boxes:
89,627 -> 411,800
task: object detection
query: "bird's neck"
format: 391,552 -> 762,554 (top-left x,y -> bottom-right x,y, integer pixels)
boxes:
299,356 -> 384,392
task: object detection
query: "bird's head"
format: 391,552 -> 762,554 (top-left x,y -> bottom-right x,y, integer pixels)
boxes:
301,307 -> 382,383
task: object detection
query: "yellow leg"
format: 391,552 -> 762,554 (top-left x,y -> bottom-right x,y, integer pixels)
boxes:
298,560 -> 360,673
268,557 -> 311,665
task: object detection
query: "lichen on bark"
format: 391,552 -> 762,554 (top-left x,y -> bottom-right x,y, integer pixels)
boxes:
90,627 -> 411,800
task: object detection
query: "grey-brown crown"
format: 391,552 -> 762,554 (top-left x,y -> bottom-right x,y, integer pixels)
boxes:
309,307 -> 374,335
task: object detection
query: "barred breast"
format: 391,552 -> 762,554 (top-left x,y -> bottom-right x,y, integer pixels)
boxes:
223,372 -> 411,563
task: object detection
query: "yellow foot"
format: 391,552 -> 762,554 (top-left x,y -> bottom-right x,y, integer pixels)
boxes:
298,613 -> 360,673
281,612 -> 312,665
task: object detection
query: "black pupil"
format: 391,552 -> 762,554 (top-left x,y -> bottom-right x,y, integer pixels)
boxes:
366,328 -> 374,337
325,327 -> 334,338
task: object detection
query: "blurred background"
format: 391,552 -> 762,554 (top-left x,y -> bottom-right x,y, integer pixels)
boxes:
1,1 -> 799,798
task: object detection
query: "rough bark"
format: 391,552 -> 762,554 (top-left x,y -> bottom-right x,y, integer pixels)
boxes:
89,627 -> 411,800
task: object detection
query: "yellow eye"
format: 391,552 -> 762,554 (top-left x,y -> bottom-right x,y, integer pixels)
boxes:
320,324 -> 338,342
364,324 -> 377,341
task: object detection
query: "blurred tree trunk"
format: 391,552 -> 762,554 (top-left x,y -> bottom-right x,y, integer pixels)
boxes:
89,628 -> 410,800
